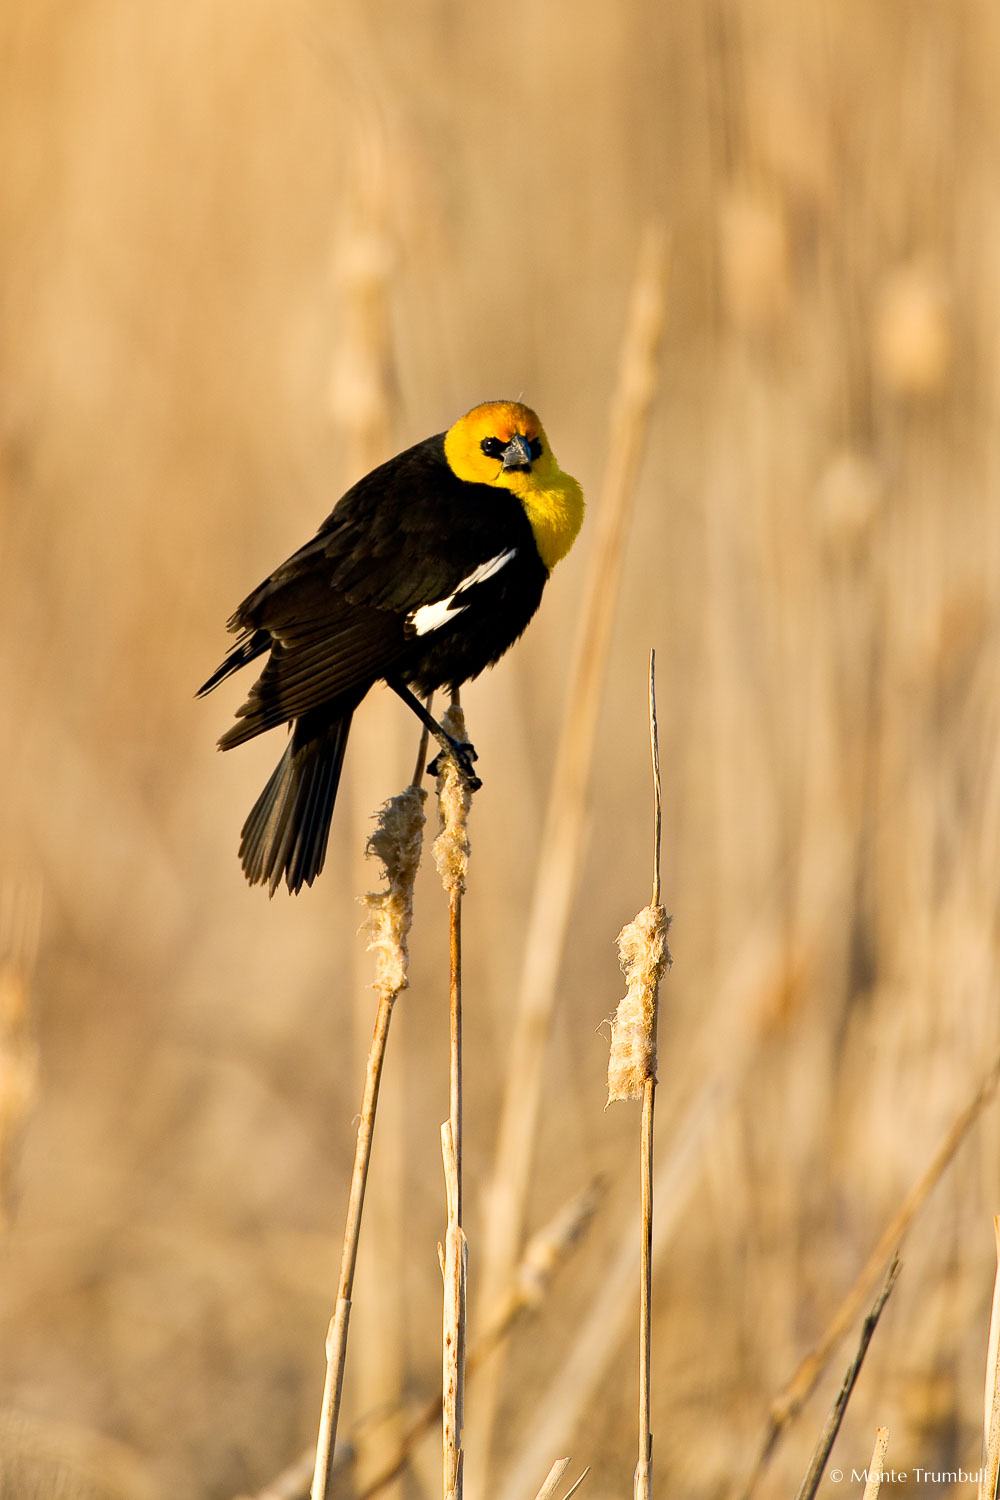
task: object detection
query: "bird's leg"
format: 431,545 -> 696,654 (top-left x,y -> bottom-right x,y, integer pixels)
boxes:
387,678 -> 483,791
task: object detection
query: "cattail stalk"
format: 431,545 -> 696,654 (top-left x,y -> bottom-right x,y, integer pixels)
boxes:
248,1179 -> 602,1500
980,1218 -> 1000,1500
606,653 -> 670,1500
472,223 -> 671,1496
863,1428 -> 891,1500
310,737 -> 429,1500
434,699 -> 473,1500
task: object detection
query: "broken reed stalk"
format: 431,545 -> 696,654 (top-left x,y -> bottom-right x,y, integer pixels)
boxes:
793,1258 -> 899,1500
472,221 -> 671,1496
741,1049 -> 1000,1500
529,1458 -> 591,1500
979,1218 -> 1000,1500
532,1460 -> 572,1500
434,699 -> 473,1500
357,1179 -> 602,1499
606,651 -> 670,1500
309,732 -> 429,1500
246,1180 -> 603,1500
863,1427 -> 891,1500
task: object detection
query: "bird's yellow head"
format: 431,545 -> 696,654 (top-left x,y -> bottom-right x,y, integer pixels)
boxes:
444,400 -> 584,572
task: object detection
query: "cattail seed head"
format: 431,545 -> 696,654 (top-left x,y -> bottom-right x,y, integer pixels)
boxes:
361,784 -> 427,998
433,705 -> 472,897
607,903 -> 671,1103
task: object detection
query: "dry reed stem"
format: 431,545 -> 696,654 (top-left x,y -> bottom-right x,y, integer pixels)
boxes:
979,1218 -> 1000,1500
532,1459 -> 571,1500
793,1260 -> 899,1500
309,773 -> 428,1500
360,1179 -> 602,1498
328,107 -> 396,477
636,1080 -> 655,1500
442,1119 -> 468,1500
249,1180 -> 602,1500
605,651 -> 670,1500
497,912 -> 796,1500
333,111 -> 403,1498
862,1427 -> 890,1500
472,221 -> 671,1496
529,1459 -> 591,1500
0,879 -> 42,1235
436,698 -> 472,1500
741,1051 -> 1000,1500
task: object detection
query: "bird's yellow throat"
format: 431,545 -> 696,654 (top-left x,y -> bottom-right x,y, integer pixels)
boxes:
444,401 -> 585,572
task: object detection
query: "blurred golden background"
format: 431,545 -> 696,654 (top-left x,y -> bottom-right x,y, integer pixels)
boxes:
2,3 -> 1000,1497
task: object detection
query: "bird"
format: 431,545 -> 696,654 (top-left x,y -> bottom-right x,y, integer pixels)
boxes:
198,399 -> 585,894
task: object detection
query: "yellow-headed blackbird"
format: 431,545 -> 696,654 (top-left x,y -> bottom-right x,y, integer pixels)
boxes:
199,400 -> 584,893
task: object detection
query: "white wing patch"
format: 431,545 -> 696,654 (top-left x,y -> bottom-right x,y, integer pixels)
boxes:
408,548 -> 517,637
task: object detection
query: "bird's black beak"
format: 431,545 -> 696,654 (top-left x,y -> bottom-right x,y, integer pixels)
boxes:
501,433 -> 533,472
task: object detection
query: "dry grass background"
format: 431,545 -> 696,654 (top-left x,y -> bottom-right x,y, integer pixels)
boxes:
2,2 -> 1000,1497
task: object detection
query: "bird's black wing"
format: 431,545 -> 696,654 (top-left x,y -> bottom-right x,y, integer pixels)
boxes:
235,436 -> 534,618
202,434 -> 539,745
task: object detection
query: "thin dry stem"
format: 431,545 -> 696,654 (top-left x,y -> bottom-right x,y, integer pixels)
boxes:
310,782 -> 427,1500
980,1218 -> 1000,1500
472,225 -> 671,1494
863,1428 -> 891,1500
441,1120 -> 467,1500
436,695 -> 470,1500
528,1460 -> 591,1500
250,1181 -> 603,1500
532,1460 -> 571,1500
741,1051 -> 1000,1500
637,651 -> 664,1500
636,1079 -> 654,1500
328,103 -> 396,479
793,1260 -> 899,1500
333,115 -> 403,1496
649,649 -> 662,909
496,916 -> 793,1500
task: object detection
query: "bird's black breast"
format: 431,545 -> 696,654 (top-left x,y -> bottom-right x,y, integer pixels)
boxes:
399,536 -> 548,696
224,431 -> 550,721
314,434 -> 550,692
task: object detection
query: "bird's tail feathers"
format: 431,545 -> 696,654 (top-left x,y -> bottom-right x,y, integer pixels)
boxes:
240,710 -> 354,894
196,628 -> 271,698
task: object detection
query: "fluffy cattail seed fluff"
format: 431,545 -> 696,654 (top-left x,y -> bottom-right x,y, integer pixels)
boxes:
361,784 -> 427,998
432,705 -> 472,897
607,904 -> 671,1103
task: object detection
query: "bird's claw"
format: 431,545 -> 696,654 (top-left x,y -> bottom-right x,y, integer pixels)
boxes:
427,739 -> 482,792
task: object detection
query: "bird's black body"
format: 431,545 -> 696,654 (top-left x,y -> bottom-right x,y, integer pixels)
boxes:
199,430 -> 551,893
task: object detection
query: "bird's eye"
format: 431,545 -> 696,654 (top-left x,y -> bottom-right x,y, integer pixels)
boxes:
528,437 -> 543,460
481,437 -> 505,458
